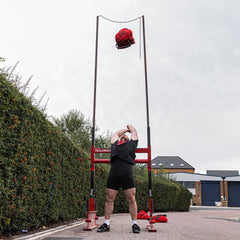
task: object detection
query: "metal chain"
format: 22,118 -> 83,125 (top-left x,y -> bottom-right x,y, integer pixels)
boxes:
99,15 -> 142,23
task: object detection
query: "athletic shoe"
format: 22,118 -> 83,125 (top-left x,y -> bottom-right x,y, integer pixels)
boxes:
97,223 -> 110,232
132,223 -> 141,233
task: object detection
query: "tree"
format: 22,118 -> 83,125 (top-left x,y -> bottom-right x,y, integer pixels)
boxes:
52,109 -> 111,155
95,131 -> 112,160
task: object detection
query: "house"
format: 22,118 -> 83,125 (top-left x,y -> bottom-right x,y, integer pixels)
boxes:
151,156 -> 195,174
167,172 -> 240,207
150,156 -> 240,207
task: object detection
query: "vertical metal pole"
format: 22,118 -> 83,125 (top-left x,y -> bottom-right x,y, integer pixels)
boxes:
90,16 -> 99,198
92,15 -> 99,146
142,15 -> 150,140
142,15 -> 153,218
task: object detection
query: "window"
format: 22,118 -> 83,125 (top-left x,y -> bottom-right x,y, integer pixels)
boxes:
176,181 -> 195,189
176,181 -> 184,185
183,182 -> 195,188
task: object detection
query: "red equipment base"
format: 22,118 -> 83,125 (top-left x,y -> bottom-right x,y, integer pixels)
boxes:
147,219 -> 157,232
83,198 -> 99,231
147,224 -> 157,232
147,199 -> 157,232
83,211 -> 99,231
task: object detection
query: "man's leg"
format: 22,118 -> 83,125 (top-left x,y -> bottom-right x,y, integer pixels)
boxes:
105,188 -> 118,219
124,187 -> 137,220
124,187 -> 140,233
97,188 -> 118,232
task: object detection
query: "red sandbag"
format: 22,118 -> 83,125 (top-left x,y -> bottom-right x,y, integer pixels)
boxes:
115,28 -> 135,49
137,210 -> 149,220
153,215 -> 168,223
137,210 -> 168,223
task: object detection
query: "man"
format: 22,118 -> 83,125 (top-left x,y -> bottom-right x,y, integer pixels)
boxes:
97,124 -> 141,234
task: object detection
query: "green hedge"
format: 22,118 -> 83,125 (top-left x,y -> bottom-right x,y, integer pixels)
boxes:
0,75 -> 92,234
0,74 -> 191,236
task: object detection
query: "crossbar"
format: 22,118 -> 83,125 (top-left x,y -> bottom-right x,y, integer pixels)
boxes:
93,147 -> 150,164
94,159 -> 149,164
94,147 -> 150,154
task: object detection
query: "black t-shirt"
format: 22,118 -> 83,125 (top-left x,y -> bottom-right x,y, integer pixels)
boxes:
110,139 -> 138,165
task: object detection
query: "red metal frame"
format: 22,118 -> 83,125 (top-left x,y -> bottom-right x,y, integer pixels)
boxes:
84,145 -> 156,232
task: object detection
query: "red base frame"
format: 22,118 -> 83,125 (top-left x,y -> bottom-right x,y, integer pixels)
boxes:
147,223 -> 157,232
83,211 -> 99,231
83,198 -> 99,231
147,198 -> 157,232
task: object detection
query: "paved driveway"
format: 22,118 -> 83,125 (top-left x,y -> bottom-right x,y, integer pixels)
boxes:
13,207 -> 240,240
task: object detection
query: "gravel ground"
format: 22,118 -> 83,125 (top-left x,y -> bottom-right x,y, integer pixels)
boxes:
12,207 -> 240,240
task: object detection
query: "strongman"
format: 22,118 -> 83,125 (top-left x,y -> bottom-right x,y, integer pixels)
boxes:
97,124 -> 140,234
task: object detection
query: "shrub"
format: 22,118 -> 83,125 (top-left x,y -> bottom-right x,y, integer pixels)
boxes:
134,174 -> 192,213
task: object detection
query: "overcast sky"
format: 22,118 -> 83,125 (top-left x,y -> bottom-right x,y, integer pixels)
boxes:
1,0 -> 240,173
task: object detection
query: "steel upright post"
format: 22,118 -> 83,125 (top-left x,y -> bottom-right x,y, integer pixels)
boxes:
90,15 -> 99,199
84,16 -> 99,231
142,15 -> 156,232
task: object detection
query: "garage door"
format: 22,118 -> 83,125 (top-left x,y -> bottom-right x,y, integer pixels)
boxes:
201,181 -> 220,206
228,181 -> 240,207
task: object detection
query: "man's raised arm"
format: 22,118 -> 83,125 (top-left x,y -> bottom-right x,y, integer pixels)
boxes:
111,128 -> 129,144
127,125 -> 138,141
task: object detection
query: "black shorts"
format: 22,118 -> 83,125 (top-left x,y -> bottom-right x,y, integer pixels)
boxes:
106,159 -> 135,191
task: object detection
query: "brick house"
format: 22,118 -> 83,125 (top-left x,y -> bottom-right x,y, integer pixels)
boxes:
150,156 -> 240,207
151,156 -> 195,174
168,171 -> 240,207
